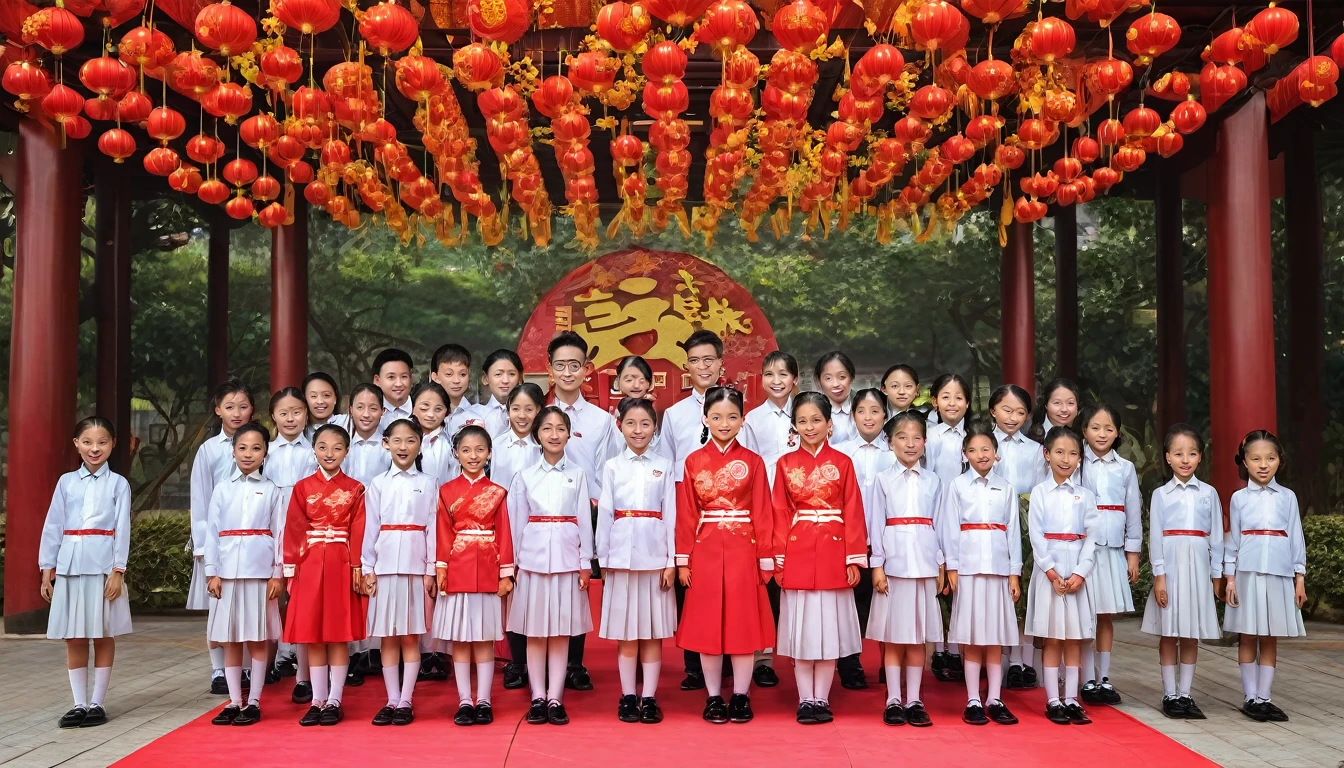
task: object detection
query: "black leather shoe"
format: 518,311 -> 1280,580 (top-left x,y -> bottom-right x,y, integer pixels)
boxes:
1080,680 -> 1102,705
419,653 -> 449,682
681,671 -> 706,691
372,705 -> 396,726
318,703 -> 343,726
1046,701 -> 1071,725
58,707 -> 87,729
931,652 -> 951,682
212,705 -> 240,726
502,663 -> 527,690
79,705 -> 107,728
796,701 -> 818,725
987,699 -> 1018,725
813,701 -> 833,723
473,702 -> 492,725
728,693 -> 753,723
1180,696 -> 1206,720
1065,702 -> 1092,725
1241,699 -> 1268,722
393,706 -> 415,726
1161,696 -> 1186,718
1098,679 -> 1122,705
618,694 -> 640,723
905,702 -> 932,727
274,655 -> 298,678
639,697 -> 663,724
211,675 -> 228,695
883,702 -> 906,726
454,703 -> 476,726
345,667 -> 364,687
299,705 -> 323,726
1261,701 -> 1288,722
291,680 -> 313,704
947,653 -> 965,682
703,695 -> 729,724
753,664 -> 779,688
565,666 -> 593,691
241,670 -> 251,690
527,698 -> 548,725
232,704 -> 261,726
1005,664 -> 1026,690
962,702 -> 989,725
547,701 -> 569,725
839,668 -> 867,690
264,667 -> 281,685
1021,665 -> 1039,688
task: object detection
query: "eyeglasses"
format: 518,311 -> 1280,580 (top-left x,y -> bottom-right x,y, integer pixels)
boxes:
687,355 -> 720,368
551,361 -> 585,373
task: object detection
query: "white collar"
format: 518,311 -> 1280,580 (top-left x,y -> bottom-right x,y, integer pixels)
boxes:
622,446 -> 653,461
390,465 -> 421,478
505,431 -> 536,447
540,455 -> 568,472
1050,476 -> 1078,492
1248,478 -> 1282,493
993,427 -> 1025,443
78,463 -> 110,479
423,426 -> 446,442
384,399 -> 410,414
461,471 -> 487,484
899,462 -> 924,476
555,392 -> 590,414
1085,445 -> 1117,463
319,467 -> 339,481
484,396 -> 506,411
231,467 -> 263,481
710,437 -> 738,455
830,398 -> 851,416
1165,476 -> 1202,493
275,433 -> 310,448
766,397 -> 792,416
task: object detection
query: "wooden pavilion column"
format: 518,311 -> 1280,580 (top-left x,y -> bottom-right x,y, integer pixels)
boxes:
207,214 -> 230,389
1155,162 -> 1186,435
1001,220 -> 1036,400
269,197 -> 309,394
95,160 -> 132,476
4,120 -> 84,633
1207,92 -> 1276,509
1054,206 -> 1078,381
1284,118 -> 1325,511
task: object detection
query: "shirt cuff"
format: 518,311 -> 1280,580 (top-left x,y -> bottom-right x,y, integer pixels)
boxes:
1223,565 -> 1236,576
1151,563 -> 1165,577
283,564 -> 296,577
774,554 -> 785,568
675,554 -> 689,566
193,548 -> 205,557
758,558 -> 774,571
271,565 -> 283,579
426,564 -> 437,576
204,565 -> 219,578
1036,555 -> 1056,574
1295,566 -> 1306,575
500,564 -> 516,579
1010,567 -> 1022,577
435,560 -> 448,568
845,554 -> 868,567
1124,539 -> 1142,553
112,566 -> 127,574
869,556 -> 885,569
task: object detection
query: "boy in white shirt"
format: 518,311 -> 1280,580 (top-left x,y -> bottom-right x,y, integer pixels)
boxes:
373,348 -> 414,431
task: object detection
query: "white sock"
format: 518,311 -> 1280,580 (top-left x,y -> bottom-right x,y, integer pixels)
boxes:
730,654 -> 755,696
963,659 -> 982,704
1239,662 -> 1258,701
1257,664 -> 1275,702
296,644 -> 310,683
209,645 -> 225,677
814,659 -> 836,703
1044,665 -> 1061,704
884,664 -> 902,705
400,659 -> 420,707
1160,664 -> 1177,698
526,639 -> 547,701
1081,642 -> 1095,683
640,660 -> 660,698
1097,651 -> 1112,681
225,666 -> 244,707
1178,662 -> 1195,697
701,654 -> 724,698
309,664 -> 329,705
248,656 -> 267,705
1008,645 -> 1022,665
328,664 -> 348,706
90,666 -> 111,708
934,642 -> 945,653
795,659 -> 815,703
383,664 -> 402,707
948,643 -> 960,656
987,659 -> 1003,702
69,667 -> 88,708
905,665 -> 923,704
1064,666 -> 1080,704
546,640 -> 568,702
618,653 -> 638,697
475,661 -> 493,704
454,661 -> 473,704
1020,642 -> 1034,667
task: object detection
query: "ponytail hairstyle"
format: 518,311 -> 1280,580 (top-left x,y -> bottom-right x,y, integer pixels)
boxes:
882,410 -> 927,443
1235,429 -> 1284,482
617,396 -> 658,425
73,415 -> 117,440
532,404 -> 572,443
506,381 -> 546,410
1043,425 -> 1084,453
1028,377 -> 1082,443
453,424 -> 494,454
301,371 -> 342,422
382,417 -> 424,471
1076,402 -> 1125,452
206,377 -> 256,437
1160,422 -> 1204,480
987,384 -> 1034,430
699,385 -> 744,445
960,421 -> 998,474
792,390 -> 833,425
233,420 -> 273,472
928,372 -> 973,425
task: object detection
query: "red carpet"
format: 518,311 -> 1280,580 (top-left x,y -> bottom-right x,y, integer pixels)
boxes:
115,583 -> 1217,768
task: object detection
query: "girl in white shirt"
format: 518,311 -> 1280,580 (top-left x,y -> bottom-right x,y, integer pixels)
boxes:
1140,424 -> 1224,720
1223,430 -> 1307,723
412,380 -> 459,486
1025,427 -> 1099,726
597,398 -> 677,724
508,406 -> 594,726
472,349 -> 523,438
607,355 -> 664,458
344,383 -> 391,485
494,382 -> 545,689
302,372 -> 350,438
205,422 -> 285,726
1027,378 -> 1081,445
1076,403 -> 1142,705
942,427 -> 1021,727
924,372 -> 972,682
815,351 -> 858,444
880,364 -> 927,422
867,412 -> 942,728
742,351 -> 799,485
40,417 -> 132,729
267,388 -> 317,689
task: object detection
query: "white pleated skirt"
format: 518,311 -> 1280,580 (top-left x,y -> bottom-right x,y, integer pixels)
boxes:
866,576 -> 943,645
508,570 -> 592,638
206,579 -> 281,643
433,592 -> 504,642
367,574 -> 428,638
600,569 -> 678,641
1025,569 -> 1096,640
186,556 -> 211,610
1090,546 -> 1135,615
1222,571 -> 1306,638
948,574 -> 1020,647
47,574 -> 133,640
1141,536 -> 1221,639
776,588 -> 862,661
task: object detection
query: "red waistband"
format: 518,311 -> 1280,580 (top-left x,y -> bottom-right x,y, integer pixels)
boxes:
616,510 -> 662,520
1163,529 -> 1208,537
1044,532 -> 1085,541
380,524 -> 426,532
63,529 -> 114,536
961,523 -> 1006,531
219,529 -> 272,537
529,515 -> 578,524
1097,504 -> 1125,511
1242,529 -> 1287,537
886,517 -> 934,526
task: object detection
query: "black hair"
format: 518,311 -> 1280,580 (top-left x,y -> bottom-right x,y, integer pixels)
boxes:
313,423 -> 351,448
482,348 -> 522,375
411,380 -> 450,410
372,348 -> 414,379
813,350 -> 856,381
234,420 -> 272,449
74,416 -> 118,440
699,385 -> 744,444
206,377 -> 256,437
929,373 -> 972,425
270,386 -> 306,414
988,384 -> 1033,434
615,355 -> 654,386
532,404 -> 572,443
763,350 -> 799,377
851,387 -> 888,417
882,410 -> 927,442
301,372 -> 341,419
547,330 -> 589,360
431,343 -> 472,372
881,363 -> 919,388
1028,377 -> 1082,442
792,390 -> 833,424
962,421 -> 998,452
1043,425 -> 1083,452
349,382 -> 385,406
684,329 -> 724,358
1161,422 -> 1204,479
617,396 -> 658,424
506,381 -> 546,410
453,424 -> 493,452
1236,429 -> 1284,482
1076,402 -> 1125,451
381,418 -> 424,471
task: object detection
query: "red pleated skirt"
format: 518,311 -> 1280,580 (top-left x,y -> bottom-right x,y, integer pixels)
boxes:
675,525 -> 775,655
282,542 -> 367,644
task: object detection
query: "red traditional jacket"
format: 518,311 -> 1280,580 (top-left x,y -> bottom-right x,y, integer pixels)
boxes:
771,443 -> 868,590
436,474 -> 515,593
674,438 -> 774,569
281,470 -> 366,577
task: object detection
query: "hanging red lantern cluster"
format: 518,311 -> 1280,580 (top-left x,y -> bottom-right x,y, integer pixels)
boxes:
1125,12 -> 1181,67
22,5 -> 85,56
639,40 -> 690,234
595,1 -> 651,53
467,0 -> 529,45
641,0 -> 711,27
360,1 -> 419,56
195,1 -> 256,57
693,0 -> 758,57
700,45 -> 757,243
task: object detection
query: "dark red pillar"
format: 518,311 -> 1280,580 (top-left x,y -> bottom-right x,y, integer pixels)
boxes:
95,160 -> 133,476
269,197 -> 309,394
4,120 -> 84,632
1053,206 -> 1078,381
1155,161 -> 1187,435
1207,93 -> 1276,509
1001,220 -> 1036,400
207,215 -> 230,389
1284,119 -> 1324,512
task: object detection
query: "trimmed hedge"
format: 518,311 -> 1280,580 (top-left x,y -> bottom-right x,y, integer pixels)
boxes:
1304,514 -> 1344,617
125,512 -> 194,609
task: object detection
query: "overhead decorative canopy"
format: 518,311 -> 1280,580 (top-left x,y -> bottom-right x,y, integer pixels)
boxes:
3,0 -> 1341,247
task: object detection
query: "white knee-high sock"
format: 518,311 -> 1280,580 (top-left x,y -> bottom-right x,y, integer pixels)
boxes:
224,666 -> 243,707
1239,662 -> 1258,701
91,666 -> 112,707
69,667 -> 88,708
526,639 -> 547,701
948,643 -> 960,655
905,665 -> 923,704
884,664 -> 902,705
476,661 -> 494,704
986,659 -> 1003,702
296,644 -> 310,683
795,660 -> 815,703
1160,665 -> 1177,698
640,660 -> 660,698
1007,644 -> 1023,665
1256,664 -> 1275,702
814,659 -> 836,703
328,664 -> 348,706
618,653 -> 638,697
309,665 -> 329,704
546,639 -> 568,702
934,641 -> 945,653
1178,663 -> 1195,697
209,645 -> 225,676
383,665 -> 402,706
1097,651 -> 1112,681
701,654 -> 724,698
730,654 -> 755,696
454,661 -> 472,704
1044,665 -> 1061,704
963,659 -> 982,704
400,659 -> 420,707
1064,666 -> 1080,704
248,656 -> 267,705
1081,642 -> 1096,683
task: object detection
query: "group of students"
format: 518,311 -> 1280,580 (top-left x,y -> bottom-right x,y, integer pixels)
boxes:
39,331 -> 1309,732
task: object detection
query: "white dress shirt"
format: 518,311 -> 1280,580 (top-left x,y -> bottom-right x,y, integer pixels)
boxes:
657,388 -> 708,482
940,469 -> 1022,577
1148,476 -> 1224,577
1027,477 -> 1099,580
491,430 -> 541,490
926,420 -> 967,489
361,466 -> 439,576
379,399 -> 414,432
267,433 -> 317,489
994,428 -> 1045,495
508,457 -> 594,574
741,397 -> 795,485
596,448 -> 677,571
868,463 -> 943,578
836,435 -> 898,528
39,464 -> 132,576
828,398 -> 858,444
419,426 -> 461,486
554,394 -> 617,497
190,431 -> 238,556
344,430 -> 392,485
471,396 -> 510,438
446,399 -> 484,438
1079,446 -> 1143,552
305,413 -> 351,441
1224,479 -> 1306,578
204,469 -> 285,579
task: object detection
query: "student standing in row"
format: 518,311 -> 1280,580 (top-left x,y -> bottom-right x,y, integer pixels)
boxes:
471,349 -> 523,437
267,388 -> 317,690
429,344 -> 476,437
374,349 -> 415,431
925,373 -> 972,683
302,372 -> 350,437
494,382 -> 545,691
815,352 -> 858,445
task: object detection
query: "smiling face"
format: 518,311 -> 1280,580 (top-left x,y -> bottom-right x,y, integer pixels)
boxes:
313,431 -> 349,474
374,361 -> 412,407
1243,439 -> 1280,486
818,360 -> 852,407
537,412 -> 571,460
889,420 -> 925,469
1045,436 -> 1081,481
1084,410 -> 1118,455
508,396 -> 540,437
549,344 -> 589,399
685,342 -> 723,391
305,380 -> 338,422
73,426 -> 115,472
792,402 -> 831,451
413,391 -> 448,432
216,391 -> 254,436
432,361 -> 471,404
761,359 -> 797,407
383,423 -> 421,471
620,407 -> 656,453
455,432 -> 491,477
935,382 -> 968,425
964,433 -> 998,476
853,397 -> 886,442
272,394 -> 308,440
1046,387 -> 1079,427
483,360 -> 520,403
617,367 -> 652,399
349,391 -> 384,439
703,399 -> 743,446
883,369 -> 919,412
233,430 -> 267,475
1165,434 -> 1202,482
991,393 -> 1028,436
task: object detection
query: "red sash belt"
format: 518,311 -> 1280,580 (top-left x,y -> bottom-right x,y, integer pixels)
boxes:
1097,505 -> 1125,512
1044,533 -> 1085,541
887,517 -> 934,526
961,523 -> 1006,531
380,524 -> 426,532
1242,529 -> 1287,537
63,529 -> 114,536
616,510 -> 662,520
1163,529 -> 1208,537
529,515 -> 578,524
219,529 -> 272,537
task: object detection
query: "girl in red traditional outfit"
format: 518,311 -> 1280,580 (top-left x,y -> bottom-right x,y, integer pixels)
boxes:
676,386 -> 774,725
771,392 -> 868,725
282,424 -> 367,727
433,425 -> 515,727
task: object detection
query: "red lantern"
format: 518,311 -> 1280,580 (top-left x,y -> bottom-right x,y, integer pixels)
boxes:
1151,71 -> 1190,100
198,179 -> 231,204
568,51 -> 620,95
272,0 -> 341,35
258,202 -> 288,228
1333,31 -> 1344,71
772,0 -> 829,54
1071,136 -> 1100,163
304,179 -> 331,206
225,194 -> 254,220
1092,58 -> 1133,97
467,0 -> 529,44
552,111 -> 591,143
1246,4 -> 1298,57
710,86 -> 754,126
1201,62 -> 1247,112
394,54 -> 443,102
965,114 -> 1004,147
961,0 -> 1026,25
360,0 -> 419,55
642,41 -> 687,85
287,160 -> 315,183
119,25 -> 175,71
3,60 -> 50,102
1126,12 -> 1181,66
640,0 -> 712,27
261,45 -> 304,91
1156,131 -> 1183,158
1030,17 -> 1075,63
532,75 -> 575,118
454,44 -> 505,92
909,85 -> 953,120
168,50 -> 221,98
643,81 -> 689,119
968,58 -> 1015,101
143,146 -> 180,176
1171,99 -> 1206,134
1298,56 -> 1340,107
1092,166 -> 1120,193
169,165 -> 203,193
1014,196 -> 1046,223
995,143 -> 1025,170
610,134 -> 644,165
202,82 -> 252,124
195,1 -> 257,56
941,134 -> 975,164
1016,118 -> 1052,150
79,57 -> 136,99
911,0 -> 964,54
117,90 -> 151,123
187,134 -> 226,164
292,85 -> 331,121
23,6 -> 85,56
65,117 -> 93,139
1122,106 -> 1160,139
723,47 -> 760,88
596,1 -> 652,52
98,128 -> 137,163
973,162 -> 1001,186
271,135 -> 306,167
1053,156 -> 1082,181
321,139 -> 351,169
1112,145 -> 1145,172
1097,118 -> 1124,145
894,115 -> 931,146
240,113 -> 280,148
85,97 -> 118,121
694,0 -> 758,55
252,175 -> 281,201
838,91 -> 882,125
1206,27 -> 1247,65
223,157 -> 259,187
41,84 -> 84,124
852,43 -> 904,94
142,108 -> 185,146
